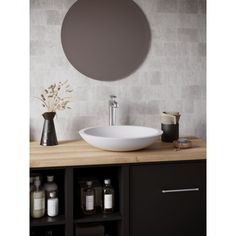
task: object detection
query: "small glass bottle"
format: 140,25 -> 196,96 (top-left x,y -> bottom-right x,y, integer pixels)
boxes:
43,176 -> 58,198
33,175 -> 42,184
47,191 -> 59,217
82,181 -> 95,215
31,179 -> 45,218
34,175 -> 41,181
103,179 -> 114,214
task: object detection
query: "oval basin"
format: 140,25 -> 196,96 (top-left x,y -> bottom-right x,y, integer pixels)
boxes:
79,126 -> 163,151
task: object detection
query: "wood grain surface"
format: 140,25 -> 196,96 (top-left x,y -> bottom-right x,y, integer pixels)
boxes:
30,138 -> 206,168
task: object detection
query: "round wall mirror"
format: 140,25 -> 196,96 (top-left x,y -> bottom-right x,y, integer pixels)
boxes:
61,0 -> 151,81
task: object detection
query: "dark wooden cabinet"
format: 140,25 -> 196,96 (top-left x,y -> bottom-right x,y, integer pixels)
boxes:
130,161 -> 206,236
30,160 -> 206,236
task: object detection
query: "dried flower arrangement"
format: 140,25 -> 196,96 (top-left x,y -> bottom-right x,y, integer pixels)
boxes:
36,80 -> 73,112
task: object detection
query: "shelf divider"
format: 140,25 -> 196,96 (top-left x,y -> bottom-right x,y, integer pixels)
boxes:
65,167 -> 74,236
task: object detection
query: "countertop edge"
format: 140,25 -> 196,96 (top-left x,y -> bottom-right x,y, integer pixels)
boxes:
30,138 -> 206,168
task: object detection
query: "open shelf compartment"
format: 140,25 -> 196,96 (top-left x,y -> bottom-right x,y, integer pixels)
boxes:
30,165 -> 129,236
30,168 -> 65,227
73,165 -> 122,222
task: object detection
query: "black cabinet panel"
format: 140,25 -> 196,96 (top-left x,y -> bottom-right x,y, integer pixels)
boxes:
130,161 -> 206,236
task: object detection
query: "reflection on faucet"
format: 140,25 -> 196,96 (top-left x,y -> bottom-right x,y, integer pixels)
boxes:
109,95 -> 119,126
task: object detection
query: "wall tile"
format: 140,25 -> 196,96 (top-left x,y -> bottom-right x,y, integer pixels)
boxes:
188,43 -> 200,56
181,85 -> 205,99
30,25 -> 46,41
149,71 -> 162,85
198,42 -> 206,56
177,14 -> 198,28
52,0 -> 65,9
30,40 -> 46,56
198,0 -> 206,14
161,99 -> 183,113
175,42 -> 190,56
129,100 -> 160,115
154,42 -> 178,56
178,0 -> 199,14
46,10 -> 62,25
31,0 -> 53,9
183,99 -> 194,113
178,28 -> 199,42
180,114 -> 196,136
197,14 -> 206,29
155,13 -> 179,28
153,28 -> 178,42
144,115 -> 161,129
159,85 -> 182,100
198,28 -> 206,43
157,0 -> 178,13
163,43 -> 178,55
30,10 -> 47,25
194,120 -> 206,138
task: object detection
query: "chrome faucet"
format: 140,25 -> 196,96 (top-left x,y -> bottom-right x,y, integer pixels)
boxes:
109,95 -> 119,126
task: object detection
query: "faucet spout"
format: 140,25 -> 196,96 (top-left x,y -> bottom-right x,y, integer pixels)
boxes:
109,95 -> 119,126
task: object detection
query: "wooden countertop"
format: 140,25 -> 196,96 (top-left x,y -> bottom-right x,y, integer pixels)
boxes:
30,138 -> 206,168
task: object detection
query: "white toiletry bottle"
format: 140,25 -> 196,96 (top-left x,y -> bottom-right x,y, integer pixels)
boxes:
44,175 -> 58,211
47,191 -> 59,217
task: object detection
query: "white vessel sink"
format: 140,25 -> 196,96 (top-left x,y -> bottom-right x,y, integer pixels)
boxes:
79,126 -> 163,151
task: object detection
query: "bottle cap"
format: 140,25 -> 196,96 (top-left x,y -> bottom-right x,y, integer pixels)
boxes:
86,180 -> 92,186
49,191 -> 57,198
34,179 -> 41,187
47,176 -> 54,182
34,176 -> 40,181
104,179 -> 111,185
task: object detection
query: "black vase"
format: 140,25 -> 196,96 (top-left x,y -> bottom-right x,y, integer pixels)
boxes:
40,112 -> 58,146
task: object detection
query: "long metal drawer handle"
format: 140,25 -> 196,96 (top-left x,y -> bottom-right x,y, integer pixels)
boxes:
162,188 -> 199,193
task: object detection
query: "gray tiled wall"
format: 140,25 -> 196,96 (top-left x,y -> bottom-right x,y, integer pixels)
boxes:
30,0 -> 206,141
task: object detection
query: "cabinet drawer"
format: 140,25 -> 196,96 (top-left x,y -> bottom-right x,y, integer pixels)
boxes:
132,161 -> 205,190
130,161 -> 206,236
